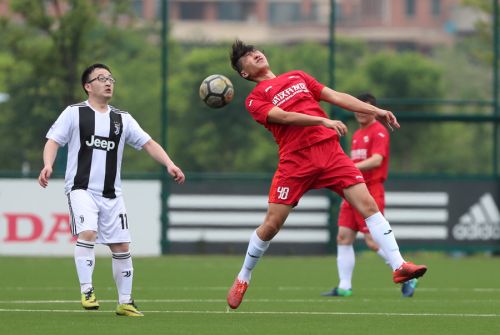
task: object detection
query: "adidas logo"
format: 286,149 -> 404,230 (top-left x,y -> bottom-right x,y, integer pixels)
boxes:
452,193 -> 500,240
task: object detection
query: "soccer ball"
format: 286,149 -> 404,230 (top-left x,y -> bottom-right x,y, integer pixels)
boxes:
199,74 -> 234,108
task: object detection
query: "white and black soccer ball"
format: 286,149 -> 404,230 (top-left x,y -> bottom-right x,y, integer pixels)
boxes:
199,74 -> 234,108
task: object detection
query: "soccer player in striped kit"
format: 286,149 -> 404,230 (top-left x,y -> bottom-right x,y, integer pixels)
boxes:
38,63 -> 185,316
226,40 -> 427,309
321,93 -> 418,298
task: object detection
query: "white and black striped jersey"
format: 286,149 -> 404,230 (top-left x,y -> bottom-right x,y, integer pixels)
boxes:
47,100 -> 151,198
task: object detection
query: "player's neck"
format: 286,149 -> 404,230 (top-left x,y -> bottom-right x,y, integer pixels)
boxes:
87,96 -> 110,113
359,119 -> 376,129
254,70 -> 276,83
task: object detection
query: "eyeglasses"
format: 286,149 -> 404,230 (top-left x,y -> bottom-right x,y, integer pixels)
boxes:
87,75 -> 116,84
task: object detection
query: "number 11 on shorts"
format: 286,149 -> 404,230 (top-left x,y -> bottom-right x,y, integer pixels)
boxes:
119,213 -> 128,229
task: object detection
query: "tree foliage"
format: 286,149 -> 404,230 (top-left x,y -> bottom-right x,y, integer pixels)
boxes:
460,0 -> 497,64
0,0 -> 156,172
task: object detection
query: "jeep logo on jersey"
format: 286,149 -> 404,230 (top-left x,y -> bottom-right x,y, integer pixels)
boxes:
85,135 -> 116,151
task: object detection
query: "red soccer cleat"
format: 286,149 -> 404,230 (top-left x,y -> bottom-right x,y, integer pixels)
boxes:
393,262 -> 427,283
227,277 -> 249,309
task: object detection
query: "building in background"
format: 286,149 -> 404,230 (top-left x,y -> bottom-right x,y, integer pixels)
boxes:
0,0 -> 485,49
155,0 -> 483,50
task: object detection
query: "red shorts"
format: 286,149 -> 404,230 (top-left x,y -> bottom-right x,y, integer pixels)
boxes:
338,182 -> 385,233
268,137 -> 365,206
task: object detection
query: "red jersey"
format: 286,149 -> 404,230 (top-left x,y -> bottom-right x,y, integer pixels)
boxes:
350,121 -> 389,184
245,70 -> 337,156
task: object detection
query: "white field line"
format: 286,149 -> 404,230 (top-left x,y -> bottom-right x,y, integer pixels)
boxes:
0,285 -> 500,294
2,286 -> 500,292
0,308 -> 497,318
1,298 -> 499,304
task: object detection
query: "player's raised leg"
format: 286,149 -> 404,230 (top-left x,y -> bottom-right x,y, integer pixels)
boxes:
227,230 -> 268,309
343,183 -> 427,282
365,233 -> 420,296
227,203 -> 292,309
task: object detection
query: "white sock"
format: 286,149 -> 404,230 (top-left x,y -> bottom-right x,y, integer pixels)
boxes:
376,248 -> 391,267
238,230 -> 270,283
74,239 -> 95,293
365,212 -> 404,270
337,245 -> 355,290
112,252 -> 133,304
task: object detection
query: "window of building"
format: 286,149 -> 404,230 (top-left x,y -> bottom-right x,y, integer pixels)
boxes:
405,0 -> 416,17
269,2 -> 301,24
432,0 -> 441,16
131,0 -> 143,17
310,2 -> 319,21
217,1 -> 255,21
217,2 -> 244,21
335,1 -> 342,20
179,2 -> 206,20
361,0 -> 383,17
155,0 -> 161,18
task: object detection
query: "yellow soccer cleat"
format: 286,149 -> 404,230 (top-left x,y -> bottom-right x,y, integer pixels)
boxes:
81,288 -> 99,310
115,300 -> 144,317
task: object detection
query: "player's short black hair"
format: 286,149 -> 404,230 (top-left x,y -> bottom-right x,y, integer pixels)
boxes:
356,93 -> 377,106
230,39 -> 256,76
81,63 -> 111,95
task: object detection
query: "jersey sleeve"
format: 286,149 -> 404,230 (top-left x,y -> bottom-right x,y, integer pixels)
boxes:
246,91 -> 274,125
124,114 -> 152,150
297,70 -> 325,100
46,106 -> 73,146
371,127 -> 389,158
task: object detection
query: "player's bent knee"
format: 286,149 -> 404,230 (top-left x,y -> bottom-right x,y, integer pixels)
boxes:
258,225 -> 280,241
360,198 -> 379,218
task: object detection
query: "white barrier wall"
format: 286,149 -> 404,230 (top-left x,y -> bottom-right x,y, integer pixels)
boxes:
0,179 -> 161,256
2,178 -> 499,255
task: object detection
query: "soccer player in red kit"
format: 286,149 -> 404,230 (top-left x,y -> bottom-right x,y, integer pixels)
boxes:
227,40 -> 427,309
321,93 -> 418,298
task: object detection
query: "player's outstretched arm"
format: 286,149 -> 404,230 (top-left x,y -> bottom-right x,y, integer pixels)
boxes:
320,87 -> 400,131
142,139 -> 185,184
38,139 -> 60,188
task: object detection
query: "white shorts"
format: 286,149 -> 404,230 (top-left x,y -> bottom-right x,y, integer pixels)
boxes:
67,189 -> 131,244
